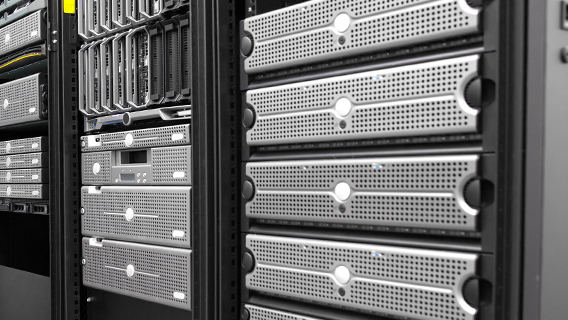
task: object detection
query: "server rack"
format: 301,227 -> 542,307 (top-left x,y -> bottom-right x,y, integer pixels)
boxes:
55,0 -> 241,319
37,1 -> 568,320
0,0 -> 53,318
236,1 -> 525,320
75,0 -> 194,319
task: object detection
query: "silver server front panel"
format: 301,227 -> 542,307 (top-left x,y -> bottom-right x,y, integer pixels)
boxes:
0,136 -> 45,155
245,55 -> 480,146
82,238 -> 192,310
0,9 -> 43,57
82,145 -> 192,185
80,124 -> 191,152
245,234 -> 478,320
245,305 -> 323,320
0,184 -> 47,199
242,0 -> 481,73
81,186 -> 191,247
0,168 -> 46,184
0,152 -> 46,169
0,73 -> 44,127
244,155 -> 480,231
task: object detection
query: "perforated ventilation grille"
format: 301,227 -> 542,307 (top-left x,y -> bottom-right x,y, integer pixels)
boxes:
82,152 -> 112,184
246,235 -> 476,320
0,73 -> 41,126
247,156 -> 477,192
101,39 -> 116,112
81,186 -> 191,246
91,0 -> 100,33
246,305 -> 322,320
151,146 -> 191,184
0,184 -> 46,199
83,238 -> 191,310
248,193 -> 474,230
165,22 -> 179,95
127,28 -> 150,107
180,20 -> 190,93
0,168 -> 45,183
0,137 -> 45,155
246,0 -> 433,41
91,42 -> 103,113
247,56 -> 478,145
244,0 -> 479,73
0,10 -> 42,56
246,156 -> 478,230
149,25 -> 163,98
113,33 -> 128,110
0,152 -> 45,169
101,0 -> 113,30
81,124 -> 191,152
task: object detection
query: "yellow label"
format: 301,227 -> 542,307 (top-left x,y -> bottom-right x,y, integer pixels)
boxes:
63,0 -> 75,14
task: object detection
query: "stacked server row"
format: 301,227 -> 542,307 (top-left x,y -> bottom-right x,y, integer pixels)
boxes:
0,0 -> 50,215
80,125 -> 192,310
79,1 -> 193,311
0,137 -> 48,214
239,0 -> 498,320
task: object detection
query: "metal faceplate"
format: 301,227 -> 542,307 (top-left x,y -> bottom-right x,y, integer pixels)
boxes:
0,168 -> 46,183
82,238 -> 192,310
0,184 -> 47,199
81,186 -> 191,247
0,73 -> 43,127
80,124 -> 191,152
246,234 -> 478,320
246,55 -> 479,146
0,136 -> 45,155
0,9 -> 42,57
0,152 -> 45,169
245,304 -> 323,320
243,0 -> 480,74
82,146 -> 192,186
245,155 -> 479,231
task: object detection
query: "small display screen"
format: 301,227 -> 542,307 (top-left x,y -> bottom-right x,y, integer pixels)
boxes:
120,174 -> 136,181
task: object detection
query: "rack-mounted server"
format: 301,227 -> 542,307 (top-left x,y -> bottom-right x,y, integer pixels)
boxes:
242,234 -> 494,320
241,0 -> 480,74
82,238 -> 192,310
82,145 -> 192,185
80,124 -> 191,151
0,8 -> 45,58
0,168 -> 47,183
0,152 -> 46,169
81,186 -> 191,247
0,73 -> 47,127
0,184 -> 47,199
243,55 -> 485,146
242,155 -> 496,240
0,136 -> 46,155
